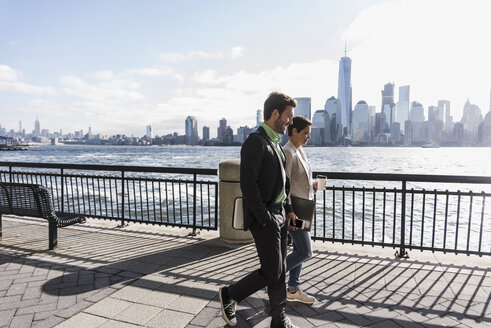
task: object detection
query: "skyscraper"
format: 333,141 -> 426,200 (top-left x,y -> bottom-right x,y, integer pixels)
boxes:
185,116 -> 198,145
311,110 -> 325,145
146,125 -> 152,139
410,102 -> 425,122
381,82 -> 396,130
438,100 -> 452,131
337,54 -> 352,137
352,100 -> 370,143
34,117 -> 40,136
324,96 -> 340,117
256,109 -> 262,128
460,99 -> 483,140
294,98 -> 311,120
202,126 -> 210,141
217,118 -> 227,143
396,85 -> 410,132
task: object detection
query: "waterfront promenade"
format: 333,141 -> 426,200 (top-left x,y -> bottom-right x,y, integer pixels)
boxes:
0,216 -> 490,328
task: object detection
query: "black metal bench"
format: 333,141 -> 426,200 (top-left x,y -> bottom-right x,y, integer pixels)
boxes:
0,182 -> 86,250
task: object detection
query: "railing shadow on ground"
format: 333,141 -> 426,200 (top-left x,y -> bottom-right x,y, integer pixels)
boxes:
1,217 -> 489,327
301,248 -> 491,325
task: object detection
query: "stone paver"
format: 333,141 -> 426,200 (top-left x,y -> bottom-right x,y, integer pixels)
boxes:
112,303 -> 162,325
0,216 -> 490,328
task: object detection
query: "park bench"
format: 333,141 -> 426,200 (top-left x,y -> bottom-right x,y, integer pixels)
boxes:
0,182 -> 86,250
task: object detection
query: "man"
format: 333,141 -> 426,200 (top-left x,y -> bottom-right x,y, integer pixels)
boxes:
219,92 -> 298,328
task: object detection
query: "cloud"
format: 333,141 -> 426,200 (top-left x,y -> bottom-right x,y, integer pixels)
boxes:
127,66 -> 184,82
0,65 -> 56,95
160,46 -> 245,63
231,46 -> 245,59
161,58 -> 339,136
60,75 -> 143,103
91,70 -> 114,80
344,0 -> 491,118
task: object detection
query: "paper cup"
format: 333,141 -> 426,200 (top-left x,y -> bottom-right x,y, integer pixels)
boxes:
316,175 -> 327,190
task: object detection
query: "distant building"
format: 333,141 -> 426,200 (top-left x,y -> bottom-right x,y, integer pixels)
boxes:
454,122 -> 464,144
202,126 -> 210,141
438,100 -> 452,132
256,109 -> 262,128
324,96 -> 340,117
478,109 -> 491,145
428,106 -> 438,122
312,110 -> 325,129
396,85 -> 410,132
460,99 -> 483,143
236,126 -> 254,144
324,113 -> 337,145
404,121 -> 412,145
411,121 -> 425,144
390,122 -> 401,144
352,101 -> 370,143
185,116 -> 198,145
146,125 -> 152,139
368,105 -> 376,141
295,98 -> 311,120
337,54 -> 352,138
225,126 -> 234,145
374,113 -> 386,137
34,117 -> 40,136
381,82 -> 396,130
410,102 -> 425,122
217,118 -> 227,143
311,110 -> 325,145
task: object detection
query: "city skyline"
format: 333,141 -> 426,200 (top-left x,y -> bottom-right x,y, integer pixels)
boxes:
1,0 -> 491,137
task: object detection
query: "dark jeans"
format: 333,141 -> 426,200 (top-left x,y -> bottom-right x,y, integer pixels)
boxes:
227,207 -> 288,323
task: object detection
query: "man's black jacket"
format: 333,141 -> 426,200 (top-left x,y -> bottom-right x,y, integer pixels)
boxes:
240,126 -> 293,230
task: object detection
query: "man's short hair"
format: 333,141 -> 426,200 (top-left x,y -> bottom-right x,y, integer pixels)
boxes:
288,116 -> 312,136
263,92 -> 297,121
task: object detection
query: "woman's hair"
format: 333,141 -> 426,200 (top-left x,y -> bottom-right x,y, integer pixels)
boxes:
288,115 -> 312,136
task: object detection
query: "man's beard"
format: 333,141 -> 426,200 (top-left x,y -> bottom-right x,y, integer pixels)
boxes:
274,118 -> 286,134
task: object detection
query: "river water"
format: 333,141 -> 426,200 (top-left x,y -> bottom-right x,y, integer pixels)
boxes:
1,144 -> 490,176
1,145 -> 490,253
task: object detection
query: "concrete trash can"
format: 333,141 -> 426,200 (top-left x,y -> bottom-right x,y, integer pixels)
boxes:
218,159 -> 253,244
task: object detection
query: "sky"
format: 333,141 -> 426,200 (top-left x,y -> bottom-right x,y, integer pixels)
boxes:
1,0 -> 490,138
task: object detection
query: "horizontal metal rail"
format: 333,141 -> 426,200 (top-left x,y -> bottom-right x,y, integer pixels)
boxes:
311,171 -> 491,257
0,162 -> 218,234
1,162 -> 490,256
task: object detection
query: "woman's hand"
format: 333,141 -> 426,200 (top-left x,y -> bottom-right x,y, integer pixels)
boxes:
313,181 -> 318,193
287,212 -> 298,230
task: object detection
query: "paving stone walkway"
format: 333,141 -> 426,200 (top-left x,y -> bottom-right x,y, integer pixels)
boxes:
0,216 -> 490,328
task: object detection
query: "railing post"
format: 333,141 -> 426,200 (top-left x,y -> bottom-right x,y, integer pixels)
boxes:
190,173 -> 198,236
121,170 -> 125,226
397,180 -> 409,258
9,166 -> 12,183
60,168 -> 64,213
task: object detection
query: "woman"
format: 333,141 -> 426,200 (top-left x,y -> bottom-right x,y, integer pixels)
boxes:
284,115 -> 317,305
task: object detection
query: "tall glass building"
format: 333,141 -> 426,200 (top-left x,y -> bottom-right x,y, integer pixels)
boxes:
185,116 -> 198,145
337,55 -> 352,137
294,97 -> 311,120
381,82 -> 396,130
397,85 -> 410,132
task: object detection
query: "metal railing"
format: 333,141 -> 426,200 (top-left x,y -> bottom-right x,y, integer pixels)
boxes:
311,172 -> 491,257
1,161 -> 490,256
0,162 -> 218,234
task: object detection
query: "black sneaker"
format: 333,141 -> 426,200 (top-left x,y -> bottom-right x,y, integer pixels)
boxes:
271,317 -> 298,328
219,287 -> 237,326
